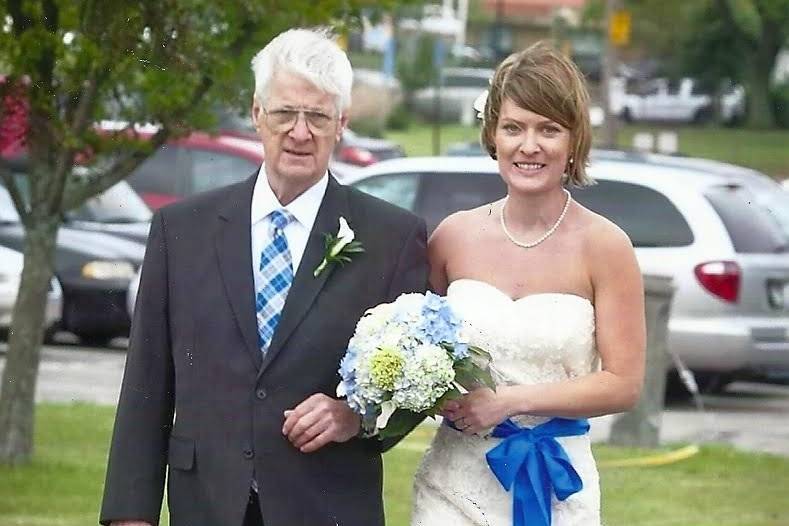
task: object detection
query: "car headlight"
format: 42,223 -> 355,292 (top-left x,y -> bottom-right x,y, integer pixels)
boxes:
81,261 -> 136,281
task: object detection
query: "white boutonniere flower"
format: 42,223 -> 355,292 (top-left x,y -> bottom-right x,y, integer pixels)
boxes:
313,217 -> 364,277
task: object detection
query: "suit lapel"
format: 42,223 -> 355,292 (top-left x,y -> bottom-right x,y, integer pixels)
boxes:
258,175 -> 349,377
215,173 -> 263,370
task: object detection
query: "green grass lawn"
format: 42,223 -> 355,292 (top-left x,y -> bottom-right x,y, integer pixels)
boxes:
2,404 -> 789,526
383,122 -> 789,180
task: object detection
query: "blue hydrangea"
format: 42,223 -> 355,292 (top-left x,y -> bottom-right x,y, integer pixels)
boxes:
417,291 -> 463,350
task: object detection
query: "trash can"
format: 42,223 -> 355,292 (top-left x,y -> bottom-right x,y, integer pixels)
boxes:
609,274 -> 674,448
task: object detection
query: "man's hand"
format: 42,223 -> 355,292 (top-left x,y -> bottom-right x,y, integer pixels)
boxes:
110,521 -> 152,526
282,393 -> 361,453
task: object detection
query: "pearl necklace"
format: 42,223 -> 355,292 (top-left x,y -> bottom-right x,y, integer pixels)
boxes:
499,189 -> 572,249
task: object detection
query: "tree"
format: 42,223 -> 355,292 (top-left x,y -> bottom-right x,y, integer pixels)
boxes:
679,2 -> 747,124
0,0 -> 401,465
712,0 -> 789,128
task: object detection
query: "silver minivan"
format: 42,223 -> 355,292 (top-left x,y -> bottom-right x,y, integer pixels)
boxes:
346,155 -> 789,389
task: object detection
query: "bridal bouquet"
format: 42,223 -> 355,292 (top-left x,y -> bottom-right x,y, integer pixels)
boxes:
337,291 -> 495,438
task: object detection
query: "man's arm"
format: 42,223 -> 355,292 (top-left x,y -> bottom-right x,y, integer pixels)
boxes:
283,215 -> 429,454
100,211 -> 175,526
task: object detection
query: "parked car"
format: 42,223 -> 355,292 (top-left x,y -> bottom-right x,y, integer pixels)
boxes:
63,175 -> 151,244
120,130 -> 264,210
346,155 -> 789,390
610,77 -> 746,124
412,67 -> 494,122
0,245 -> 62,339
3,159 -> 152,243
334,129 -> 405,167
0,185 -> 144,345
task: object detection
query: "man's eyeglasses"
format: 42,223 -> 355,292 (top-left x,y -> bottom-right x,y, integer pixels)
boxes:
262,107 -> 337,136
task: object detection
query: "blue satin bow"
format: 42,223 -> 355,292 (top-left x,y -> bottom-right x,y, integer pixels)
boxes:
485,417 -> 590,526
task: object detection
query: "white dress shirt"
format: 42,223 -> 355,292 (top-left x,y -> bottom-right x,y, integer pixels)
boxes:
250,165 -> 328,293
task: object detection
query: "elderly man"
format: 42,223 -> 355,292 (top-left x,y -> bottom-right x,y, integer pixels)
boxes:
100,28 -> 428,526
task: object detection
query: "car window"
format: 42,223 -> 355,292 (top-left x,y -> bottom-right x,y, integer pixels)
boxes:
442,75 -> 489,89
705,187 -> 788,253
189,149 -> 259,195
126,145 -> 188,196
352,173 -> 420,212
0,186 -> 21,222
67,182 -> 152,223
417,172 -> 506,232
759,192 -> 789,238
570,181 -> 694,247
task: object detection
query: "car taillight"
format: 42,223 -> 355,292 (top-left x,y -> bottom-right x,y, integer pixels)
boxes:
694,261 -> 740,303
338,146 -> 377,166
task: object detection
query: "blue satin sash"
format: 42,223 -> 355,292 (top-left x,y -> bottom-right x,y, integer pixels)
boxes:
485,417 -> 590,526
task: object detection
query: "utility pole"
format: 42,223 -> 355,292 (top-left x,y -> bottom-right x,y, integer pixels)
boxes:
601,0 -> 620,148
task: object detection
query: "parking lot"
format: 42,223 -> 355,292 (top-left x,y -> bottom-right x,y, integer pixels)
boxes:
2,340 -> 789,458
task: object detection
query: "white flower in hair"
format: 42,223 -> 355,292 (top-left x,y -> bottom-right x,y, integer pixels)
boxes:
473,90 -> 489,120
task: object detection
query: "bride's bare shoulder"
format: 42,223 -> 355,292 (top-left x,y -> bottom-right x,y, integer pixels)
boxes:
433,203 -> 500,238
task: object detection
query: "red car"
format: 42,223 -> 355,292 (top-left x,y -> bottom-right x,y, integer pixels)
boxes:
123,129 -> 265,210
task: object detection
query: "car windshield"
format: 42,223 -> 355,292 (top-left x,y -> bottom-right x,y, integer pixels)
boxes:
66,181 -> 152,223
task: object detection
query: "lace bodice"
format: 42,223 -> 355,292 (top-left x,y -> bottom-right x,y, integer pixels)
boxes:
411,279 -> 602,526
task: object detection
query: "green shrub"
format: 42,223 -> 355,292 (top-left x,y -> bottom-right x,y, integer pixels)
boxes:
385,103 -> 413,131
348,116 -> 384,138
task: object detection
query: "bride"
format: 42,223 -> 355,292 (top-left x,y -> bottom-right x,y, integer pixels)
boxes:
411,43 -> 646,526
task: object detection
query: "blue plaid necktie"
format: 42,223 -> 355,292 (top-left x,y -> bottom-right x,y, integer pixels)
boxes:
255,209 -> 294,355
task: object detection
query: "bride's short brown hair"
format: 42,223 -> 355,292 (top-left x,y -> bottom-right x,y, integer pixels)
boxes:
480,42 -> 593,187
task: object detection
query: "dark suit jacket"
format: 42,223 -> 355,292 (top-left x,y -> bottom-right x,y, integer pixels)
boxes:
100,173 -> 428,526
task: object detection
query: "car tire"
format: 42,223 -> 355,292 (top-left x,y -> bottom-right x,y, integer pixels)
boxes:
693,372 -> 733,394
621,107 -> 633,123
76,332 -> 114,348
43,324 -> 60,344
693,107 -> 713,124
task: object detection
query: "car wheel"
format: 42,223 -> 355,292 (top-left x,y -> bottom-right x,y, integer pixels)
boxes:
76,332 -> 114,348
693,107 -> 713,124
621,107 -> 633,123
43,324 -> 60,344
693,372 -> 733,394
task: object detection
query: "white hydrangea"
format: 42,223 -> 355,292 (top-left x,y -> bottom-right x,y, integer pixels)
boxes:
392,343 -> 455,412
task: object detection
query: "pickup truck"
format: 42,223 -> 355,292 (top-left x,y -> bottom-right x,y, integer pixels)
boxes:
610,77 -> 745,124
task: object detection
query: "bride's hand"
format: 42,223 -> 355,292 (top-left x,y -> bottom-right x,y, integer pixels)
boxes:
441,387 -> 511,435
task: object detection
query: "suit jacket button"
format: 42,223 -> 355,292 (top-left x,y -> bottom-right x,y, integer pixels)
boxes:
243,449 -> 254,459
255,388 -> 267,400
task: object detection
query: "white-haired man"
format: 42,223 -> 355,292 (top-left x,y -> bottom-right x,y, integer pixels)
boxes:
100,28 -> 428,526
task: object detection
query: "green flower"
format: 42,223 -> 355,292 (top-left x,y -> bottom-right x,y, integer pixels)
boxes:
369,347 -> 405,391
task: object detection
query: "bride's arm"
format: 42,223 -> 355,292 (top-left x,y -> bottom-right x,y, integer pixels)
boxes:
444,222 -> 646,433
427,216 -> 453,295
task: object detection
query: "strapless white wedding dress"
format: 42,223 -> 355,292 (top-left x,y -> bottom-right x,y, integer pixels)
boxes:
411,279 -> 602,526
